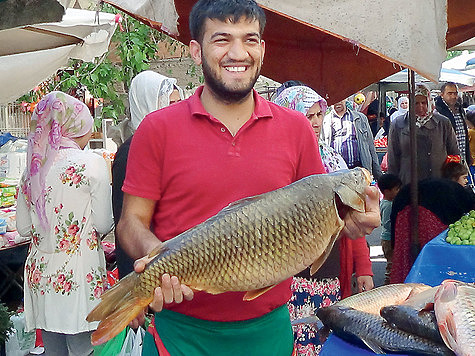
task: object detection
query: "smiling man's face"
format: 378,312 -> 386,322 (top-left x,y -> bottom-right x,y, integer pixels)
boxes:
194,17 -> 265,103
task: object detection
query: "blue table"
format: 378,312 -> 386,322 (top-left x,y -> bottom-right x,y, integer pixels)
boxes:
405,229 -> 475,285
321,230 -> 474,355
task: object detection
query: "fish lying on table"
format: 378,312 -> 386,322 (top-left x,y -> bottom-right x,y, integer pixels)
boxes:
87,168 -> 372,345
434,280 -> 475,356
334,283 -> 431,315
317,305 -> 454,355
381,305 -> 443,344
380,286 -> 443,344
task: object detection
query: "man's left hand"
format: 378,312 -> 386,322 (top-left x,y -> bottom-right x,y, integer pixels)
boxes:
342,186 -> 380,239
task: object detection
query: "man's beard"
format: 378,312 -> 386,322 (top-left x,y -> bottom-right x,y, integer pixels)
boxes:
201,56 -> 260,104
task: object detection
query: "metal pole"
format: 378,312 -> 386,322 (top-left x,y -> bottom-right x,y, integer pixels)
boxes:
408,69 -> 419,261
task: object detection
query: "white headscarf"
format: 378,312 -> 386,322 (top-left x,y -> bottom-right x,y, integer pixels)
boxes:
112,71 -> 184,144
414,83 -> 435,127
390,96 -> 409,122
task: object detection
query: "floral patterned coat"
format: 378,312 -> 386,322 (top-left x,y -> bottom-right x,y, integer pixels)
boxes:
16,148 -> 113,334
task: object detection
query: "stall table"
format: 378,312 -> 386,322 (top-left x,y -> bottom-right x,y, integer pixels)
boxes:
0,241 -> 29,300
321,229 -> 474,355
405,228 -> 475,285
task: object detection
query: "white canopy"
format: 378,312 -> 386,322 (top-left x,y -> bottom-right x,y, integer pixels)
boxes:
0,9 -> 117,104
381,68 -> 475,87
449,37 -> 475,51
257,0 -> 447,83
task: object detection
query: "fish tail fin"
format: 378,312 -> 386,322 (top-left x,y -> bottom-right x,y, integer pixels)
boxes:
87,272 -> 139,322
91,296 -> 152,345
86,272 -> 153,345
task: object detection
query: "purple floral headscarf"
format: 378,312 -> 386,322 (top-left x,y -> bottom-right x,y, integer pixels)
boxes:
273,85 -> 327,115
22,91 -> 93,232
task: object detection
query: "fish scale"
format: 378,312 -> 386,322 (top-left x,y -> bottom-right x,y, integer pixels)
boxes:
434,280 -> 475,356
87,168 -> 370,345
317,305 -> 454,355
138,179 -> 341,293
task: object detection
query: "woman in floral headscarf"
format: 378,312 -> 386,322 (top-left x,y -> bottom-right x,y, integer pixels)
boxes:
274,86 -> 374,356
16,91 -> 113,355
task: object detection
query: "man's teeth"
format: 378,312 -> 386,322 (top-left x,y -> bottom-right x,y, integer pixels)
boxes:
226,67 -> 246,72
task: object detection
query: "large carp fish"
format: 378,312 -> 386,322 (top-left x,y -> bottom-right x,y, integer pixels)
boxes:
87,167 -> 371,345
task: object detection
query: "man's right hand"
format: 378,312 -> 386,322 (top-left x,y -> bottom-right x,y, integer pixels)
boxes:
128,255 -> 194,328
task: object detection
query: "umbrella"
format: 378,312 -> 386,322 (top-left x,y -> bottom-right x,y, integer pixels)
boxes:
0,8 -> 117,104
103,0 -> 475,105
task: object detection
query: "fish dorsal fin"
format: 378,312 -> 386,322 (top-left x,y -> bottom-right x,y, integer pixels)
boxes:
147,244 -> 164,259
222,195 -> 264,213
360,338 -> 385,354
310,227 -> 342,275
243,284 -> 277,301
334,185 -> 365,212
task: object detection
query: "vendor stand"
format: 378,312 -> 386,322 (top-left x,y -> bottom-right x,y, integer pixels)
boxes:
405,229 -> 474,285
321,230 -> 474,355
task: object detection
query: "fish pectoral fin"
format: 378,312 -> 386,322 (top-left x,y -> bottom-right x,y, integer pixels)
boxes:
438,322 -> 457,352
310,229 -> 341,276
243,285 -> 277,301
334,185 -> 365,212
361,338 -> 385,354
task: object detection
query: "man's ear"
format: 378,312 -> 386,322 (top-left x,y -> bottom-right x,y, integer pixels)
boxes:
189,40 -> 202,65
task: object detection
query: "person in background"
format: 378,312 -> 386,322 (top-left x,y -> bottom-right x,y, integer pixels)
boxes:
441,161 -> 469,187
16,92 -> 113,355
271,80 -> 306,101
435,82 -> 471,166
390,96 -> 409,122
322,98 -> 382,180
112,70 -> 183,278
274,85 -> 374,355
390,177 -> 475,283
116,0 -> 381,354
387,83 -> 460,185
465,111 -> 475,184
377,173 -> 402,285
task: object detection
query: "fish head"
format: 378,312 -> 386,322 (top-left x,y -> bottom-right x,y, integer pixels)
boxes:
316,305 -> 354,326
334,168 -> 371,213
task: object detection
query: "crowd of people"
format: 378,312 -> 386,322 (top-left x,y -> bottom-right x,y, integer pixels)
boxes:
13,0 -> 475,355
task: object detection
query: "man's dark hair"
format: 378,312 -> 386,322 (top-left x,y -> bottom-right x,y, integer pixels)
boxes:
440,82 -> 458,93
442,161 -> 468,181
377,173 -> 402,192
189,0 -> 266,44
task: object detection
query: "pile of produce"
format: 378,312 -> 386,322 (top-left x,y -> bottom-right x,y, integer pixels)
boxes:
316,280 -> 475,356
447,211 -> 475,245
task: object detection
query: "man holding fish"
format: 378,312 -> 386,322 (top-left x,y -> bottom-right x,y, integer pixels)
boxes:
103,0 -> 380,354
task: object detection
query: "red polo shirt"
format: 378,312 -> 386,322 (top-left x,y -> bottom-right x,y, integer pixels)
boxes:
123,86 -> 325,321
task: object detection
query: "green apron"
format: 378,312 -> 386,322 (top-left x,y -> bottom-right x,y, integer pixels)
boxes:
142,305 -> 295,356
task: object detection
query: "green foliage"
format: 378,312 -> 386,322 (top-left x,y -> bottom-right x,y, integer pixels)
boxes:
0,302 -> 13,344
446,50 -> 463,60
17,5 -> 189,126
58,60 -> 124,126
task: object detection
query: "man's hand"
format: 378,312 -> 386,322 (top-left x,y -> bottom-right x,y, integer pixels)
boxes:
356,275 -> 374,293
128,255 -> 194,328
342,186 -> 380,239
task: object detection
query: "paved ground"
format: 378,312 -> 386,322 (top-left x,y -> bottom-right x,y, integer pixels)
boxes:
367,225 -> 386,287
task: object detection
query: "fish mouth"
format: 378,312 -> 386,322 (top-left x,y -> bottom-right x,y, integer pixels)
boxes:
360,168 -> 372,184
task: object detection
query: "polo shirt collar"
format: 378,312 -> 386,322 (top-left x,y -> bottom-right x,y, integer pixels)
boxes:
189,86 -> 273,120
